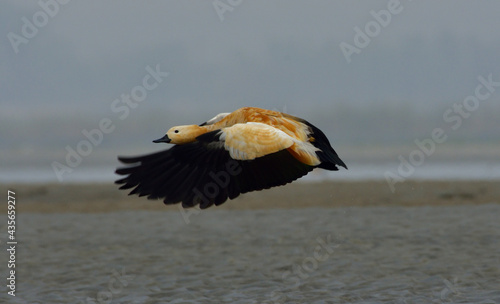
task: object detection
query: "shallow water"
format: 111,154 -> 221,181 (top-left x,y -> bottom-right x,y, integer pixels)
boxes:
2,205 -> 499,303
3,161 -> 500,184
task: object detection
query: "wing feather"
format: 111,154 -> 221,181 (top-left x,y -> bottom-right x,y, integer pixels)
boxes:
199,112 -> 230,126
115,125 -> 314,208
220,123 -> 294,160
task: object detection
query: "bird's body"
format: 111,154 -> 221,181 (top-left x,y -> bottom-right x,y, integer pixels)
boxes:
116,107 -> 346,208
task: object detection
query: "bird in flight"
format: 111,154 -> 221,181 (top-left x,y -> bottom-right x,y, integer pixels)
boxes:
116,107 -> 346,209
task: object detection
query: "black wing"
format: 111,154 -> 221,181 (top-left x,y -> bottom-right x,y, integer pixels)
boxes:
115,137 -> 314,209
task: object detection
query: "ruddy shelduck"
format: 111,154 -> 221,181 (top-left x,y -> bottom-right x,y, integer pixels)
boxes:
116,107 -> 346,209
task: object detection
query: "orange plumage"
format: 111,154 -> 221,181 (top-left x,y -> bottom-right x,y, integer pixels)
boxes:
116,107 -> 346,208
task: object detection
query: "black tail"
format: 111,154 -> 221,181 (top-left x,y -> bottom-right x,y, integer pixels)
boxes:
304,121 -> 347,171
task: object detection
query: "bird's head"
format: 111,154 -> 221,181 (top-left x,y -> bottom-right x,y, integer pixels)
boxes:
153,125 -> 206,145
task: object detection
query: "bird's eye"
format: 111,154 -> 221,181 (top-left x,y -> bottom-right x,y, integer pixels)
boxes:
174,130 -> 179,133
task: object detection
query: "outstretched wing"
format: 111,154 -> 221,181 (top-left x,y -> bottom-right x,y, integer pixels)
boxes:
115,124 -> 314,209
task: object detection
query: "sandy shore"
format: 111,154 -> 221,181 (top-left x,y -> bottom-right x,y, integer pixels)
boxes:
2,180 -> 499,213
1,180 -> 499,303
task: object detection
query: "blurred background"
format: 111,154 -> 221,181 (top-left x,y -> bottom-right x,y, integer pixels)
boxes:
1,0 -> 499,183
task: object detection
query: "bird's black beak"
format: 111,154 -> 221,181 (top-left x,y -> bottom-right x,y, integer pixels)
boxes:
153,134 -> 171,143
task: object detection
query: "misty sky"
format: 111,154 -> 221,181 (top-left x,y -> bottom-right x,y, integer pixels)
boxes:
1,0 -> 500,157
